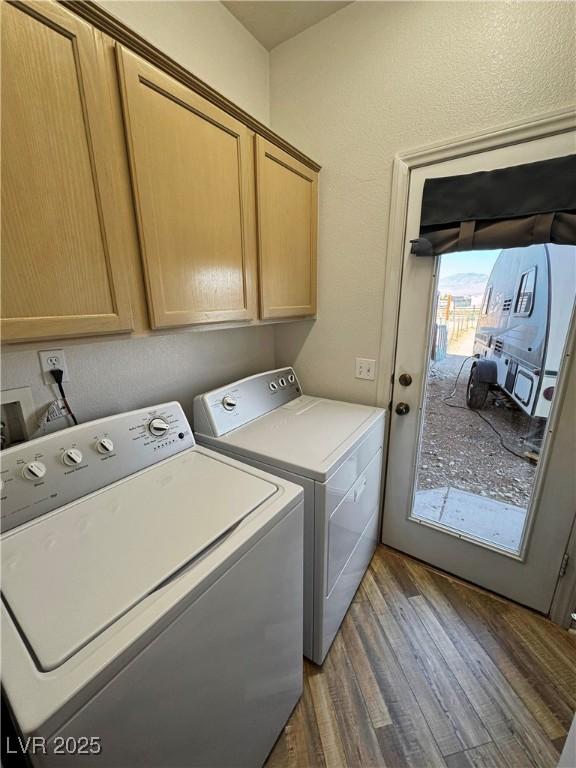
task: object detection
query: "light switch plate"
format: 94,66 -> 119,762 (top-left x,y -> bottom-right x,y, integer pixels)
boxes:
39,349 -> 70,385
355,358 -> 376,380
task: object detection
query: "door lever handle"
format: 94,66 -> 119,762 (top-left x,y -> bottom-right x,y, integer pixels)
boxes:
395,402 -> 410,416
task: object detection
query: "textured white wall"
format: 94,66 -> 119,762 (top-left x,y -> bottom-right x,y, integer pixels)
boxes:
271,0 -> 576,404
2,328 -> 274,436
98,0 -> 270,123
2,0 -> 274,436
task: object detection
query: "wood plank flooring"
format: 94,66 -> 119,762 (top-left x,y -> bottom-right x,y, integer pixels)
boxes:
266,547 -> 576,768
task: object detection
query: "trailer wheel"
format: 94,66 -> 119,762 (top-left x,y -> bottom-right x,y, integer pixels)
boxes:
466,363 -> 489,410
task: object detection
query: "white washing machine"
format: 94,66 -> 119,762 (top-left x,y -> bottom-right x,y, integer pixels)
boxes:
193,368 -> 385,664
1,403 -> 304,768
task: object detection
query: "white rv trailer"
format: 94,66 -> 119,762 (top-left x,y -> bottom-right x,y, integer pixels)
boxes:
467,243 -> 576,419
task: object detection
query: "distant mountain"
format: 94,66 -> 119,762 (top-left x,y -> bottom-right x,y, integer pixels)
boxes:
438,272 -> 488,296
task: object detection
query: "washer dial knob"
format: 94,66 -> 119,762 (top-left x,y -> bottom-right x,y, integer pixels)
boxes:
222,396 -> 237,411
22,461 -> 47,481
62,448 -> 83,466
149,417 -> 170,437
96,438 -> 114,454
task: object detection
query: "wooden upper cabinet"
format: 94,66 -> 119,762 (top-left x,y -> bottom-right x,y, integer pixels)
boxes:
255,137 -> 318,320
116,47 -> 258,328
1,1 -> 133,343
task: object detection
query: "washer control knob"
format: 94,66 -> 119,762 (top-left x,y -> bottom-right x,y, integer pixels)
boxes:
22,461 -> 47,481
96,438 -> 114,454
278,377 -> 287,388
149,417 -> 170,437
222,396 -> 237,411
269,381 -> 278,392
288,374 -> 295,384
62,448 -> 83,466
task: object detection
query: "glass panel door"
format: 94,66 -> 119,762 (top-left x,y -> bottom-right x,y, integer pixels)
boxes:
381,132 -> 576,613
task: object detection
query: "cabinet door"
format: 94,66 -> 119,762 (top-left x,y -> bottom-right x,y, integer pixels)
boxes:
1,1 -> 133,342
116,47 -> 258,328
255,137 -> 318,319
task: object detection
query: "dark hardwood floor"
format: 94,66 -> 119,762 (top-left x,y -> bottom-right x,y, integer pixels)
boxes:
267,547 -> 576,767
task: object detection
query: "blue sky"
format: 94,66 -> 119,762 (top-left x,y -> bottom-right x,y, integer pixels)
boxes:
439,249 -> 501,278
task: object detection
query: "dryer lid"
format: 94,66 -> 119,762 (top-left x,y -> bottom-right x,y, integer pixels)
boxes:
1,450 -> 277,671
217,396 -> 383,479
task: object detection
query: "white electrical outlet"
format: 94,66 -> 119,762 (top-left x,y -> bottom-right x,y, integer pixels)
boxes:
39,349 -> 70,385
355,357 -> 376,380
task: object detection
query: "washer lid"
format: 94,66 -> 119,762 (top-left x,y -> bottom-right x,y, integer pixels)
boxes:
216,396 -> 383,479
1,450 -> 276,672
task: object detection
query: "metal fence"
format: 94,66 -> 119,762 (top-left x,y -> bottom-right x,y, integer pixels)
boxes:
431,295 -> 481,360
437,295 -> 481,341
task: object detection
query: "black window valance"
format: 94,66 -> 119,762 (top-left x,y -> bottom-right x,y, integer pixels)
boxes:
411,154 -> 576,256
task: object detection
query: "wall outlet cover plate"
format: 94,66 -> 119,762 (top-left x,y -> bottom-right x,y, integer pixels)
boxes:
355,357 -> 376,380
38,349 -> 70,385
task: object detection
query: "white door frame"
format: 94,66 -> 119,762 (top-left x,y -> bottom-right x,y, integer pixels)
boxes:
375,106 -> 576,625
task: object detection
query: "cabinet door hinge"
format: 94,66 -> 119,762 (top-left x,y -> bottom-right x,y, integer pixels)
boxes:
559,552 -> 569,577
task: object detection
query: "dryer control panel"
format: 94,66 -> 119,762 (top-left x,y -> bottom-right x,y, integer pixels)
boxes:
0,403 -> 194,532
193,367 -> 302,437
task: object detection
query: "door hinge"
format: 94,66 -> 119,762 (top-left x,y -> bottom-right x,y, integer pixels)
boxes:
559,552 -> 569,577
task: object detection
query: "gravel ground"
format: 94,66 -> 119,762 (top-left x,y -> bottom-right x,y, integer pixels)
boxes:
416,354 -> 537,508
